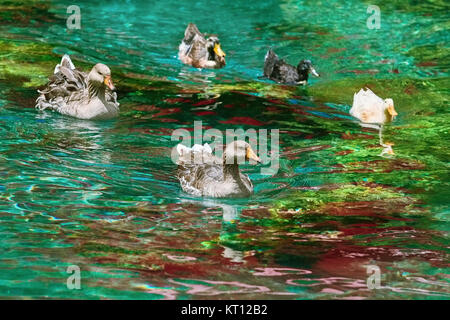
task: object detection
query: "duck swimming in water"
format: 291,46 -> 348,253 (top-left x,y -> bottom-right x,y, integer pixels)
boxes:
263,49 -> 319,84
178,23 -> 226,69
176,140 -> 260,198
35,55 -> 119,120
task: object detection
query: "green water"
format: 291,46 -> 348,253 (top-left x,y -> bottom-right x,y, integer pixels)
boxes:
0,0 -> 449,299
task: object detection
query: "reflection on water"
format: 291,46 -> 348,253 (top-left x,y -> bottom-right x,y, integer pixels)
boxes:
0,0 -> 448,300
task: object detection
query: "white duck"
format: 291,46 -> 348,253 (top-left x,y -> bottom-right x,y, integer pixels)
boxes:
350,88 -> 397,124
350,88 -> 398,155
35,55 -> 119,120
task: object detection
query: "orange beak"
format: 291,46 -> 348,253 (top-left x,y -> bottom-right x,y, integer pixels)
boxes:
386,103 -> 398,121
214,43 -> 226,58
388,105 -> 398,116
246,146 -> 261,163
104,75 -> 115,90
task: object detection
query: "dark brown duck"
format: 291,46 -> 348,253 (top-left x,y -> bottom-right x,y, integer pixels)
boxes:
263,49 -> 319,84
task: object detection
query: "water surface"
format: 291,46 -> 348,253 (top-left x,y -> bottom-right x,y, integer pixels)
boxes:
0,0 -> 448,299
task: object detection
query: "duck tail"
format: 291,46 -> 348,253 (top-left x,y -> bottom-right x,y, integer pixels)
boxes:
176,144 -> 190,156
176,143 -> 215,166
183,23 -> 202,44
264,48 -> 279,77
265,48 -> 275,60
177,143 -> 212,156
54,54 -> 75,74
192,143 -> 212,154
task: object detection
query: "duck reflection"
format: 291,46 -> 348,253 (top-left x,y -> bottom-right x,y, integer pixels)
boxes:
180,198 -> 248,263
222,245 -> 245,263
35,113 -> 115,162
176,69 -> 222,103
177,69 -> 217,84
180,198 -> 240,222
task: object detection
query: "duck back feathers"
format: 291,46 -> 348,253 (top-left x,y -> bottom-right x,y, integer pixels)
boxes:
263,49 -> 318,84
263,49 -> 279,78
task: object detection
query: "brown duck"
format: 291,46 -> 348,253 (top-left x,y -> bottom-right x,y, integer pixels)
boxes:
178,23 -> 226,69
176,141 -> 260,198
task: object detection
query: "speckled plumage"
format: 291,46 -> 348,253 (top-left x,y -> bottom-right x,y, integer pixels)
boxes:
178,23 -> 226,69
176,141 -> 258,198
35,55 -> 119,120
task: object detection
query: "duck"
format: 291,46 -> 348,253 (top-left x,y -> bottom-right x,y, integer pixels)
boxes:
350,88 -> 397,124
176,140 -> 260,198
263,48 -> 319,84
178,23 -> 226,69
350,88 -> 398,154
35,55 -> 119,120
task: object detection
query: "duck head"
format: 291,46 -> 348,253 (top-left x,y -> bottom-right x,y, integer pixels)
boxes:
207,36 -> 226,65
88,63 -> 115,91
384,98 -> 398,121
297,60 -> 319,80
224,141 -> 261,165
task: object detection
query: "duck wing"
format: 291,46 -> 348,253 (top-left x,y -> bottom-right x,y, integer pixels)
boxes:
178,162 -> 224,196
350,88 -> 386,123
105,90 -> 119,108
181,23 -> 208,60
274,63 -> 299,84
183,23 -> 204,45
185,38 -> 209,63
176,144 -> 224,196
36,55 -> 88,111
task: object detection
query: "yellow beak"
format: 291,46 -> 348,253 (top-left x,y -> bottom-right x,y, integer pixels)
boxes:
246,146 -> 261,163
388,105 -> 398,117
104,75 -> 115,90
387,105 -> 398,121
213,43 -> 226,58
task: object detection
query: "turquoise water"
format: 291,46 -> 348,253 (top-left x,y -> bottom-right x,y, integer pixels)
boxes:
0,0 -> 449,299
